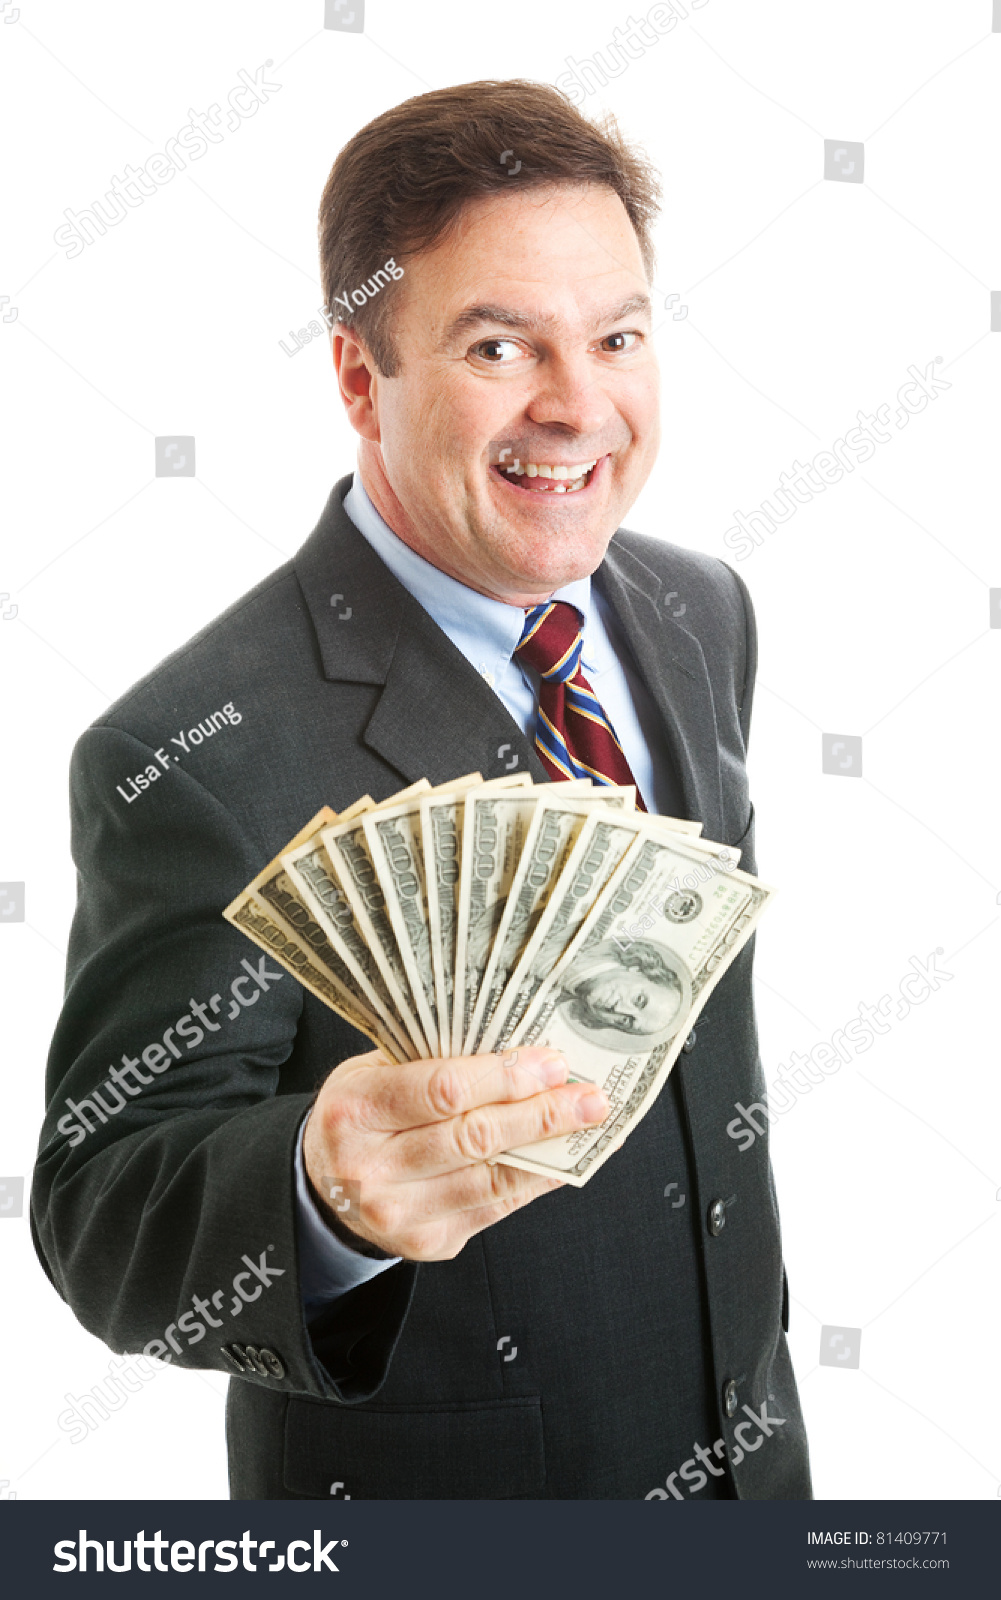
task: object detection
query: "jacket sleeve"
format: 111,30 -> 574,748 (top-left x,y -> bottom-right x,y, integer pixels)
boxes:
722,561 -> 758,755
30,723 -> 417,1404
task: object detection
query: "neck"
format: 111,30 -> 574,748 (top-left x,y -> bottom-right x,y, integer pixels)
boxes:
355,453 -> 557,608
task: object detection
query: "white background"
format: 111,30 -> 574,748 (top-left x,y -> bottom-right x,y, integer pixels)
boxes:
1,0 -> 998,1501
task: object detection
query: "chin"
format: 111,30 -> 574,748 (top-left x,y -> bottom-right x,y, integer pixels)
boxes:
502,524 -> 614,585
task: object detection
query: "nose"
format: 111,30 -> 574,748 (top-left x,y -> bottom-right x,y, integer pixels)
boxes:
523,352 -> 613,443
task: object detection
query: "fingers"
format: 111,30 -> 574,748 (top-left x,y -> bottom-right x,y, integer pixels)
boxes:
341,1046 -> 580,1135
304,1044 -> 608,1260
363,1166 -> 564,1262
373,1075 -> 609,1182
372,1155 -> 562,1231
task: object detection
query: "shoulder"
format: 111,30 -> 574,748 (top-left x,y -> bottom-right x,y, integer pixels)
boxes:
92,558 -> 306,737
89,477 -> 373,742
606,525 -> 754,642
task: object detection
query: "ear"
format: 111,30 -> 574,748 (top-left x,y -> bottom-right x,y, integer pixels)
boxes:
332,326 -> 381,442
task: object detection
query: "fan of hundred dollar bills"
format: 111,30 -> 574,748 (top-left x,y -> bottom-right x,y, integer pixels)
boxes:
224,774 -> 774,1186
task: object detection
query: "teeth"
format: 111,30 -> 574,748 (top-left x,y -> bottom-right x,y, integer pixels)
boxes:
501,459 -> 597,477
496,457 -> 599,496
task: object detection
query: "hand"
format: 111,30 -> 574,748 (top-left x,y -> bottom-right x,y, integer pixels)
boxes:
302,1047 -> 610,1261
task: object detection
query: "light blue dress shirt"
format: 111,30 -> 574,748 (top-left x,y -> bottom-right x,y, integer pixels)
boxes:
295,472 -> 679,1315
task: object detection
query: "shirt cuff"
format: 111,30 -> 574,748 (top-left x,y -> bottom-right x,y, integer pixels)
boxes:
294,1114 -> 401,1316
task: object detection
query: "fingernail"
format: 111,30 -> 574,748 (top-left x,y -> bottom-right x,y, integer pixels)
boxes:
575,1090 -> 609,1123
538,1054 -> 569,1085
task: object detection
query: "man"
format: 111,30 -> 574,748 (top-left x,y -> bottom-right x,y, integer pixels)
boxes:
32,80 -> 811,1500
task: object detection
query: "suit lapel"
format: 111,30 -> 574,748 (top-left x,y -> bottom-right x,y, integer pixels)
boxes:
296,481 -> 724,830
363,608 -> 547,786
597,537 -> 729,1176
597,535 -> 724,840
294,478 -> 548,788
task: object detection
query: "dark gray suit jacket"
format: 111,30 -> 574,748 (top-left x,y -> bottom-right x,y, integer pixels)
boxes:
32,476 -> 811,1500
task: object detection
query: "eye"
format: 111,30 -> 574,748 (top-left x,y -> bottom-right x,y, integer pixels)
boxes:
598,330 -> 640,354
633,989 -> 648,1010
470,337 -> 527,364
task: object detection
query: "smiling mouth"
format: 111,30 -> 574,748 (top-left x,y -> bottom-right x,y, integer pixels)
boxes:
490,456 -> 601,495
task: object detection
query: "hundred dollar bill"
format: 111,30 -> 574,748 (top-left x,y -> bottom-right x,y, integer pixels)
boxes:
451,782 -> 593,1057
362,774 -> 482,1059
463,787 -> 636,1057
223,807 -> 405,1060
497,822 -> 774,1185
648,815 -> 703,837
226,897 -> 387,1044
479,808 -> 642,1054
280,800 -> 418,1064
422,773 -> 532,1054
479,809 -> 736,1055
319,784 -> 435,1059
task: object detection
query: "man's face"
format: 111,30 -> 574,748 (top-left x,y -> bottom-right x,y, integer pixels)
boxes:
572,967 -> 681,1039
337,184 -> 660,604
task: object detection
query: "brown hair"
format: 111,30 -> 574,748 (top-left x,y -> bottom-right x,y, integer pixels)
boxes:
318,79 -> 661,376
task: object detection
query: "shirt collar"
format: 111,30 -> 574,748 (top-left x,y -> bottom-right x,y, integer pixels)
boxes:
343,472 -> 594,674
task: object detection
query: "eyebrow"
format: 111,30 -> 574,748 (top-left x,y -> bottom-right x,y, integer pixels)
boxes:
441,292 -> 652,347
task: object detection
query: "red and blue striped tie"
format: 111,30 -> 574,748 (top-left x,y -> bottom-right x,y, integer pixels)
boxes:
516,601 -> 646,810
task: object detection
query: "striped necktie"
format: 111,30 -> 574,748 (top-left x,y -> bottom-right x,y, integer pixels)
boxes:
515,600 -> 646,810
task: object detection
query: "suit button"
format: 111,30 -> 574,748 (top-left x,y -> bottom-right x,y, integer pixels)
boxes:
682,1030 -> 697,1053
259,1347 -> 286,1379
708,1198 -> 727,1236
723,1380 -> 738,1418
220,1343 -> 286,1380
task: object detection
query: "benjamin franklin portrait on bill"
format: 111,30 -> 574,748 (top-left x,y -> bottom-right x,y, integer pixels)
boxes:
556,938 -> 693,1050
